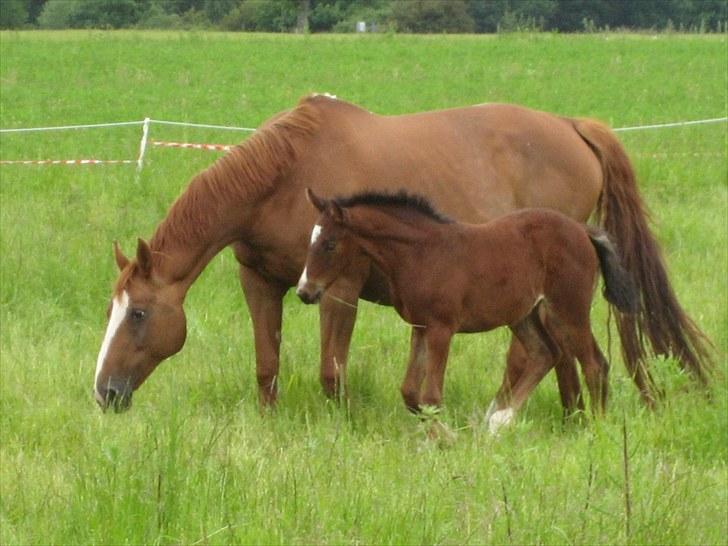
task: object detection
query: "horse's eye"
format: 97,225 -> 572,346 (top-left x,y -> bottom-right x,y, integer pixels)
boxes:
323,239 -> 336,252
130,309 -> 146,322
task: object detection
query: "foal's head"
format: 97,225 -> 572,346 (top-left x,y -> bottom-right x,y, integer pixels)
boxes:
94,239 -> 187,412
296,188 -> 361,304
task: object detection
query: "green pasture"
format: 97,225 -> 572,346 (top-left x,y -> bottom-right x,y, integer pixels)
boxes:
1,31 -> 726,545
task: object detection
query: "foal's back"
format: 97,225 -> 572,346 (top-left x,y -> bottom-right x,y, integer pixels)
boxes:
450,209 -> 598,332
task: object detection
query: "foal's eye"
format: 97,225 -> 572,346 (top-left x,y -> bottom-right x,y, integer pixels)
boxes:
130,309 -> 146,322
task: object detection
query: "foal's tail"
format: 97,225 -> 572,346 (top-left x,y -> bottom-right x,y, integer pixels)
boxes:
588,229 -> 639,314
571,118 -> 714,401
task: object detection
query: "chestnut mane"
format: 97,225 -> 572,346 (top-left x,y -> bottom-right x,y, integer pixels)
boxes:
148,97 -> 321,256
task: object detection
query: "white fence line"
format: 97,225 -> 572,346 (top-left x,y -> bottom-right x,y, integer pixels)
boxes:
0,120 -> 145,133
0,115 -> 725,169
149,119 -> 257,132
613,116 -> 727,132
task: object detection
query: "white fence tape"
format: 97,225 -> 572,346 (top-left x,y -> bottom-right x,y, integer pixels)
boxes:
0,115 -> 725,168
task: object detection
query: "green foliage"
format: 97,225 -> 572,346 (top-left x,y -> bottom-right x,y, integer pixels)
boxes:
220,0 -> 299,32
390,0 -> 474,33
0,31 -> 726,545
309,1 -> 343,32
36,0 -> 79,29
0,0 -> 29,28
19,0 -> 728,31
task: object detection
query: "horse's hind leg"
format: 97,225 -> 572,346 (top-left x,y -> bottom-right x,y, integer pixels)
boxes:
488,309 -> 557,433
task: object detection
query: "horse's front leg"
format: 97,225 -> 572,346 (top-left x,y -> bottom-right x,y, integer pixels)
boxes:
318,272 -> 367,400
238,265 -> 287,408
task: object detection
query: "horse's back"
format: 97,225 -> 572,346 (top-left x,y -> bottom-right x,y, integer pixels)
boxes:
294,96 -> 602,224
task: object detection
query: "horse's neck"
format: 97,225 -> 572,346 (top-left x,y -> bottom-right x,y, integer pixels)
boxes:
149,175 -> 260,295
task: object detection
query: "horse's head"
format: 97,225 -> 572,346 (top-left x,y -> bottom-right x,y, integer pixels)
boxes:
296,188 -> 360,304
94,239 -> 187,412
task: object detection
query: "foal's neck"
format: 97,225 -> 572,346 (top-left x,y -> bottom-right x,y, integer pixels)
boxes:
349,207 -> 451,285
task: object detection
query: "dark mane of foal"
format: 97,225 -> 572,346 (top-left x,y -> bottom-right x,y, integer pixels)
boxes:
334,190 -> 454,224
148,96 -> 322,260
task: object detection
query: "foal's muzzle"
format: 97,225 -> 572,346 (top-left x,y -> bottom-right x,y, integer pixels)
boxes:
296,285 -> 322,304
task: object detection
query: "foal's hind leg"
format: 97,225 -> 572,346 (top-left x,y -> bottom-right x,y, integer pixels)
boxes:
573,332 -> 610,414
542,315 -> 585,415
551,314 -> 610,414
487,310 -> 557,433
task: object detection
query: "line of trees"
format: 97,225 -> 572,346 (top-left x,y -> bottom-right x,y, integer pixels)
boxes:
1,0 -> 725,33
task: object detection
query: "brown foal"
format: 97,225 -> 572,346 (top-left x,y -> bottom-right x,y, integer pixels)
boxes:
297,189 -> 638,431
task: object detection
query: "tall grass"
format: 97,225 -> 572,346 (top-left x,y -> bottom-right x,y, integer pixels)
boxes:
1,31 -> 726,545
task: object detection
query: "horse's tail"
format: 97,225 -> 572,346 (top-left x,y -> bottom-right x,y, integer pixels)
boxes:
571,118 -> 713,402
588,228 -> 640,315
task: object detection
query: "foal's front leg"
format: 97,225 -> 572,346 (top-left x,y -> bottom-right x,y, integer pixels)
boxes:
400,326 -> 427,412
419,325 -> 454,409
318,271 -> 368,400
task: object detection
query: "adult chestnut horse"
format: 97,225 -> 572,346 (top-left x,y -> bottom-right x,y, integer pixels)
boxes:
94,94 -> 710,412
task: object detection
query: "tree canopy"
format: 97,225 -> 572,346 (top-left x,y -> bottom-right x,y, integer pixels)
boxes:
1,0 -> 725,32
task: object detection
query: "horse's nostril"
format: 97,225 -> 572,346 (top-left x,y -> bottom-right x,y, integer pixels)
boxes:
106,388 -> 118,403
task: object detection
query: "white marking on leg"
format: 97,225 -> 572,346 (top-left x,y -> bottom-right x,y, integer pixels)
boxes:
296,267 -> 309,293
488,407 -> 515,435
95,290 -> 129,389
309,224 -> 322,245
484,399 -> 498,422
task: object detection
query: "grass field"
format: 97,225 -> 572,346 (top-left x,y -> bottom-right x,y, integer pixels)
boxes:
1,31 -> 726,545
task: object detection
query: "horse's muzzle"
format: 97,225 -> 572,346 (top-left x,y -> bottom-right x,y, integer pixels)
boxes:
95,382 -> 133,413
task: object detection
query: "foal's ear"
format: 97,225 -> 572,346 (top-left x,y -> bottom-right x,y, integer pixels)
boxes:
305,188 -> 327,212
136,238 -> 153,278
113,241 -> 130,271
328,201 -> 346,224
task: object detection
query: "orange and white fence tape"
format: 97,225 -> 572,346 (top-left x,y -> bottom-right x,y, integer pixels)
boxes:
0,158 -> 137,165
151,140 -> 234,152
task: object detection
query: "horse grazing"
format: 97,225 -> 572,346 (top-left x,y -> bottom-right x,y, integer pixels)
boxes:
297,189 -> 638,429
94,94 -> 711,412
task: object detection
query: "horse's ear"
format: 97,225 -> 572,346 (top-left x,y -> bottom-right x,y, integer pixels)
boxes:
305,188 -> 327,212
329,201 -> 347,224
113,241 -> 130,271
136,238 -> 153,278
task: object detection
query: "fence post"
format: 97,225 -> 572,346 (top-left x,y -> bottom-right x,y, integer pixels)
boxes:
136,117 -> 151,175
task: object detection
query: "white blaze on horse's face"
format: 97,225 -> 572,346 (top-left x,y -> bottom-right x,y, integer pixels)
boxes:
94,290 -> 129,404
310,224 -> 322,245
